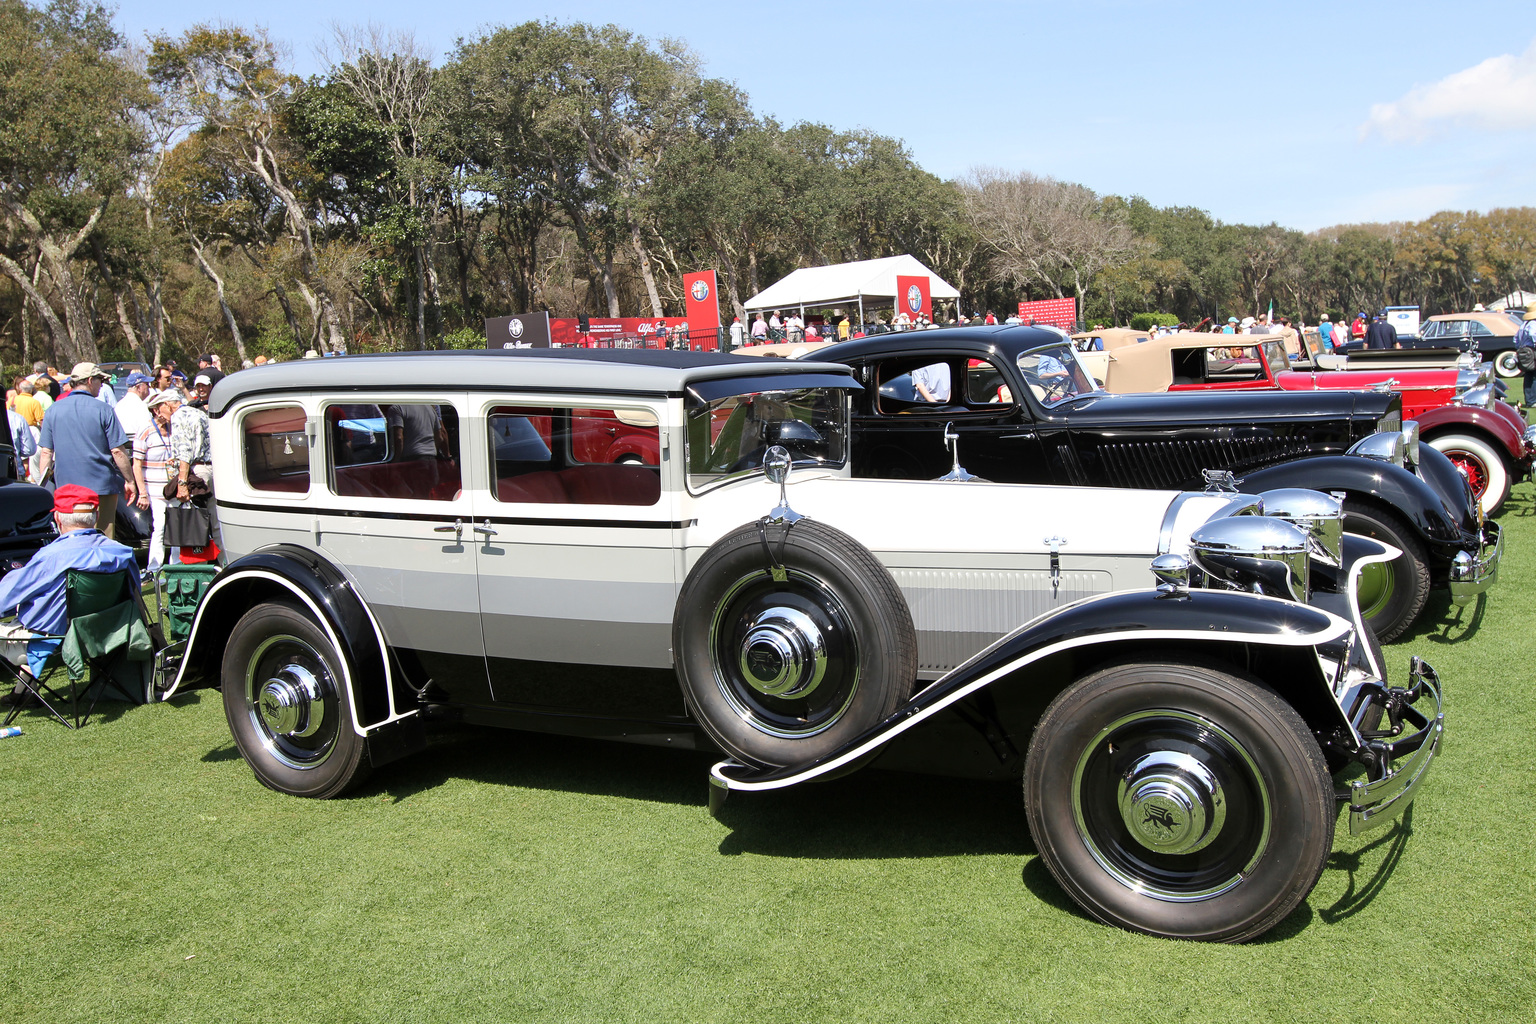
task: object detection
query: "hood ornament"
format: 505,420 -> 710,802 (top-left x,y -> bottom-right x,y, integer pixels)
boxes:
763,445 -> 802,524
937,421 -> 984,482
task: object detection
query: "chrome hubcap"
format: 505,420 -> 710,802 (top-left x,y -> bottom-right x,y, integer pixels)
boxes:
1072,708 -> 1270,902
244,634 -> 339,770
257,664 -> 325,738
1117,751 -> 1225,855
710,569 -> 859,740
738,606 -> 828,698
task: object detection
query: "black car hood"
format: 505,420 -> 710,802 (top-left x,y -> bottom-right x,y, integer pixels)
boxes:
1041,388 -> 1399,427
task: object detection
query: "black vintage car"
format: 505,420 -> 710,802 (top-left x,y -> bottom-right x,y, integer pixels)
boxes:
0,407 -> 57,575
809,326 -> 1499,642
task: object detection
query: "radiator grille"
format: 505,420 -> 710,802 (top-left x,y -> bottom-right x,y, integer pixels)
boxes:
1096,437 -> 1318,489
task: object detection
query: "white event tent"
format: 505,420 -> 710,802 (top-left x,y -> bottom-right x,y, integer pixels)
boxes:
743,254 -> 960,325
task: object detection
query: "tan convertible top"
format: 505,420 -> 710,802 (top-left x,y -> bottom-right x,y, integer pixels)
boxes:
1102,332 -> 1292,393
1071,327 -> 1150,351
1425,311 -> 1520,336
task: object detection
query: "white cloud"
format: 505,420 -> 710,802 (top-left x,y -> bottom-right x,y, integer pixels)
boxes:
1361,38 -> 1536,142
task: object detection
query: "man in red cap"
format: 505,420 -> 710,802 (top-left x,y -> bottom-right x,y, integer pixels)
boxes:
0,484 -> 138,706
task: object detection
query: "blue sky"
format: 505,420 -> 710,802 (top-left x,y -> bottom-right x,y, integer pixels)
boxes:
118,0 -> 1536,232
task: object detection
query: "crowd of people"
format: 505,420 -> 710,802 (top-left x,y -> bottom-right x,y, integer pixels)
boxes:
5,354 -> 229,576
1136,309 -> 1407,352
729,308 -> 1034,347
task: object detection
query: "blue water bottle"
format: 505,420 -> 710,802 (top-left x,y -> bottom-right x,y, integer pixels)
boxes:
0,726 -> 22,739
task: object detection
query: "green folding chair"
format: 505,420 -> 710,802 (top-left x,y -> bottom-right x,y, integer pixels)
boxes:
0,568 -> 162,730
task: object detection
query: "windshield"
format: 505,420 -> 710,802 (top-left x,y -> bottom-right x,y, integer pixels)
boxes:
686,387 -> 848,493
1014,343 -> 1100,407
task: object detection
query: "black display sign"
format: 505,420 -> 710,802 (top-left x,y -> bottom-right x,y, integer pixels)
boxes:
484,312 -> 552,348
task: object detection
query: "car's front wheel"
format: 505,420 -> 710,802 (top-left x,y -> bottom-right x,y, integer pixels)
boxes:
673,520 -> 917,768
222,600 -> 370,798
1427,432 -> 1510,516
1024,661 -> 1334,943
1341,500 -> 1431,642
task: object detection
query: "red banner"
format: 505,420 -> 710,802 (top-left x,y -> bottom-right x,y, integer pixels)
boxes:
896,275 -> 931,322
683,270 -> 721,335
1018,298 -> 1077,329
550,317 -> 718,350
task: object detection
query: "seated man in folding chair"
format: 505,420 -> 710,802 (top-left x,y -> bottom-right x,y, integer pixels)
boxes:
0,485 -> 138,709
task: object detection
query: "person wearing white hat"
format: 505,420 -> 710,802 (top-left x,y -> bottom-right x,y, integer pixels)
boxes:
133,389 -> 182,572
1318,313 -> 1336,352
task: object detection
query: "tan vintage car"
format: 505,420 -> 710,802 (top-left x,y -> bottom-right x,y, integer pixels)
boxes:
1418,311 -> 1524,377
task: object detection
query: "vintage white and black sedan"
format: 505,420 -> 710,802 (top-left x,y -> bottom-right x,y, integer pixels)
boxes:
165,349 -> 1443,943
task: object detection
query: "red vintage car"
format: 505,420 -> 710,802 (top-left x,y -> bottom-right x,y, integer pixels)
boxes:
1104,333 -> 1535,514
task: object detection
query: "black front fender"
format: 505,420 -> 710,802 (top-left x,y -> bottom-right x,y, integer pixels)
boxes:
1241,453 -> 1467,546
166,545 -> 395,728
711,589 -> 1352,796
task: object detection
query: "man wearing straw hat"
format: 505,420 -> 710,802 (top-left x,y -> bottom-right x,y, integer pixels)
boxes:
36,362 -> 137,540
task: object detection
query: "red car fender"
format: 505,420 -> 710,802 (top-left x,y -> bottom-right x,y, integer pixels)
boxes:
1416,403 -> 1528,463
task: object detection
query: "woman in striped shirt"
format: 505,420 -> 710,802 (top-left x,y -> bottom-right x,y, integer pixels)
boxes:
133,389 -> 180,572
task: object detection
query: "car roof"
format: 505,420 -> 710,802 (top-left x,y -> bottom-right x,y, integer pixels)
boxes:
814,324 -> 1066,363
208,347 -> 857,415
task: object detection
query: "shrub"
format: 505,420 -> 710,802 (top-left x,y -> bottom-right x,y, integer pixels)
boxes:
1129,312 -> 1180,332
442,327 -> 485,350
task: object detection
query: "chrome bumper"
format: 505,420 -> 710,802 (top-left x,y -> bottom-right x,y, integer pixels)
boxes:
1449,521 -> 1501,606
1523,424 -> 1536,459
1349,657 -> 1444,835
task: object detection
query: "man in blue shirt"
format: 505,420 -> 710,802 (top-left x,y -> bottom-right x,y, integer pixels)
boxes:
37,362 -> 136,540
0,485 -> 139,705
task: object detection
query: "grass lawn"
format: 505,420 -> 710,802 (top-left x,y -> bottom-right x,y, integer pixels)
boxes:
2,487 -> 1534,1023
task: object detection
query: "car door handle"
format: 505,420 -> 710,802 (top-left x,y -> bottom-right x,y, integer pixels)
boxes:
434,519 -> 463,542
472,522 -> 498,537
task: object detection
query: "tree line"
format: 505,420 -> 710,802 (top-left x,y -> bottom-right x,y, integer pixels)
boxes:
3,0 -> 1534,371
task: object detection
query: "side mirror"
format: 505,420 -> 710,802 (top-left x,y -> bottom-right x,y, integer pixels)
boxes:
764,445 -> 792,485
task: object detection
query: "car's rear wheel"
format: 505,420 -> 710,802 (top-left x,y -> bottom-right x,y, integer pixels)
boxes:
1341,500 -> 1430,642
1427,432 -> 1510,516
674,520 -> 917,767
222,600 -> 370,798
1495,349 -> 1521,378
1024,660 -> 1333,943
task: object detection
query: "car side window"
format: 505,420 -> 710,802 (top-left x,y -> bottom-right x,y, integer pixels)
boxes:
875,357 -> 998,412
1468,321 -> 1493,337
1179,347 -> 1268,384
242,405 -> 309,494
327,402 -> 461,501
490,405 -> 660,506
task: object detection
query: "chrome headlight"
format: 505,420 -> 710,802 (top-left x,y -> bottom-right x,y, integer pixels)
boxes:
1348,430 -> 1405,469
1257,487 -> 1344,567
1189,517 -> 1312,602
1454,368 -> 1480,395
1400,420 -> 1420,473
1457,383 -> 1494,409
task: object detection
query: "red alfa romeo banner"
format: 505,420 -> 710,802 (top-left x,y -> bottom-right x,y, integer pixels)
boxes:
1018,298 -> 1077,329
550,317 -> 717,350
683,270 -> 721,336
895,275 -> 931,322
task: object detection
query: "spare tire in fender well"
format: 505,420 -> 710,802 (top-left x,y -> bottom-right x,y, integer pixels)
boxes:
673,519 -> 918,768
